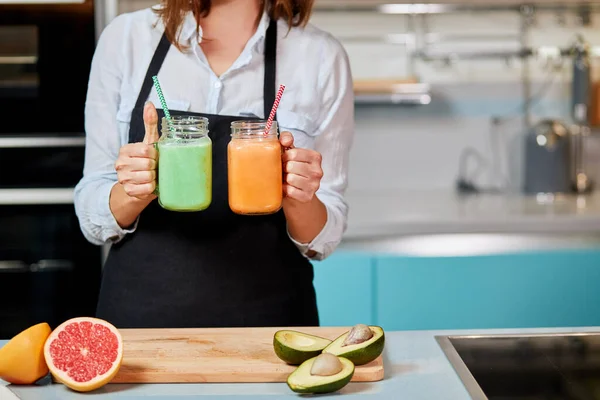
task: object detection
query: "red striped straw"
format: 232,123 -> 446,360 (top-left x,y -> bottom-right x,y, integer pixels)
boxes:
264,84 -> 285,135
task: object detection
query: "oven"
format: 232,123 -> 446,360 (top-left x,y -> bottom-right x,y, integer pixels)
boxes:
0,139 -> 103,339
0,0 -> 102,338
0,0 -> 96,137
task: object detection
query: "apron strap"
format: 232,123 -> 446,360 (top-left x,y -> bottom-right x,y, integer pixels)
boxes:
133,33 -> 172,111
263,18 -> 277,122
131,17 -> 278,133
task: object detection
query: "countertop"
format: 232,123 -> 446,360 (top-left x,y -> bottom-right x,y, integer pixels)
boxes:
3,326 -> 600,399
343,189 -> 600,241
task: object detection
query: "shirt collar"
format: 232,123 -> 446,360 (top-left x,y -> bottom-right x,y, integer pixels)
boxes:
180,8 -> 271,50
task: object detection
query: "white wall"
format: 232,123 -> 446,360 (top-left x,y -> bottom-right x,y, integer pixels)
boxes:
113,1 -> 600,193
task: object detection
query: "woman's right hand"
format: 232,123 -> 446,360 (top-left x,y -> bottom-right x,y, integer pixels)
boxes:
115,101 -> 160,200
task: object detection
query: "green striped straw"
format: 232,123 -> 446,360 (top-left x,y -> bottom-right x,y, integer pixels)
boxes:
152,75 -> 173,131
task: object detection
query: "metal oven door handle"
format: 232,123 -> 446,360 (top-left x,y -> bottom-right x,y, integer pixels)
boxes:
30,259 -> 74,272
0,260 -> 29,272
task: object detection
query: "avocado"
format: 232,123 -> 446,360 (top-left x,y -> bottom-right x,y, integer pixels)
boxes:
273,330 -> 332,365
287,354 -> 354,394
323,325 -> 385,365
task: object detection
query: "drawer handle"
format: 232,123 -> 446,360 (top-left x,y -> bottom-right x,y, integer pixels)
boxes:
0,260 -> 28,272
30,259 -> 73,272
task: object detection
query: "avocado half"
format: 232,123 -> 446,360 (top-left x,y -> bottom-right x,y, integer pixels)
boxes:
287,356 -> 354,394
323,325 -> 385,365
273,330 -> 332,365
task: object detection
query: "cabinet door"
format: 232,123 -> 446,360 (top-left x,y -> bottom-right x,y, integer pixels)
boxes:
376,250 -> 600,331
312,251 -> 374,327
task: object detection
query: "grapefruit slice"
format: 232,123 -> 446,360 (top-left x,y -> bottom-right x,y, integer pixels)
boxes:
0,322 -> 52,384
43,317 -> 123,392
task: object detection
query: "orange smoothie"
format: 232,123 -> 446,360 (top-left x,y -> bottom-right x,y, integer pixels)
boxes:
227,136 -> 282,215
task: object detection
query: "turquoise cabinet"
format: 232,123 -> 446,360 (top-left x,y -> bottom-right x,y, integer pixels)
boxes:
312,251 -> 375,327
313,248 -> 600,331
376,249 -> 600,331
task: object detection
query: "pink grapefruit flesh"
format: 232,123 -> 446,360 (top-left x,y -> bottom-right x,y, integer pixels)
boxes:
43,317 -> 123,392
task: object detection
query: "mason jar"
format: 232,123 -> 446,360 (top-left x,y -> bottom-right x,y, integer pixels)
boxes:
227,120 -> 282,215
156,116 -> 212,212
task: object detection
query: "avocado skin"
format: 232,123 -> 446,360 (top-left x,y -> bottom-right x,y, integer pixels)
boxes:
273,337 -> 325,365
286,357 -> 355,394
324,326 -> 385,366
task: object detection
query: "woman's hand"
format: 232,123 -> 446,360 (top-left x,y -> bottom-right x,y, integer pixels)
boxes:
115,102 -> 160,200
280,131 -> 328,251
280,131 -> 324,203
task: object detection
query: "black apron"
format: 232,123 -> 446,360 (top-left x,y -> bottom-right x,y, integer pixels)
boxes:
96,19 -> 319,329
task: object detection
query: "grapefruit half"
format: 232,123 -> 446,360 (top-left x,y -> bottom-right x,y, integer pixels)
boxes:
43,317 -> 123,392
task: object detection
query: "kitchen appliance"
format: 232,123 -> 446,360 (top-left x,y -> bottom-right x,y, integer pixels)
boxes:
571,35 -> 594,194
0,0 -> 96,137
108,327 -> 383,383
523,119 -> 572,194
0,0 -> 102,339
522,35 -> 596,196
437,332 -> 600,400
0,140 -> 102,339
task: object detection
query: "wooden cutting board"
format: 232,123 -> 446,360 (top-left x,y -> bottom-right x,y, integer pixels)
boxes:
111,327 -> 384,383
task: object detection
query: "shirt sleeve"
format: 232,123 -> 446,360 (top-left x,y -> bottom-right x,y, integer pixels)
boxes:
73,14 -> 138,246
286,35 -> 355,261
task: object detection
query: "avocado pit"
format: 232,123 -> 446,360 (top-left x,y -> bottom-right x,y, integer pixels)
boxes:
310,353 -> 343,376
342,324 -> 373,347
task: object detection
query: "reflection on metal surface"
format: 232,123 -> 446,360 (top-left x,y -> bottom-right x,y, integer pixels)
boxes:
436,332 -> 600,400
0,56 -> 37,64
0,260 -> 28,272
436,336 -> 487,400
30,259 -> 74,272
0,188 -> 74,205
0,136 -> 85,148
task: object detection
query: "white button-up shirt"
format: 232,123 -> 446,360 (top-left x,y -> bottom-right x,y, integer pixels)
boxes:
74,6 -> 355,261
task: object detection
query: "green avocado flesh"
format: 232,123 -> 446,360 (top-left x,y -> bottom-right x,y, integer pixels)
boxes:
323,326 -> 385,365
273,330 -> 332,365
287,356 -> 354,394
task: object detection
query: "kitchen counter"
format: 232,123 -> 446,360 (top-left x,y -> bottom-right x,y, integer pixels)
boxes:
339,189 -> 600,256
343,189 -> 600,240
3,326 -> 600,399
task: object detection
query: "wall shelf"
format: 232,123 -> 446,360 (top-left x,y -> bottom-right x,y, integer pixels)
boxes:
354,83 -> 431,105
314,0 -> 600,13
355,93 -> 432,105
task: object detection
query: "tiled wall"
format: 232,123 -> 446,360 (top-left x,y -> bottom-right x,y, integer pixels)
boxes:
113,1 -> 600,193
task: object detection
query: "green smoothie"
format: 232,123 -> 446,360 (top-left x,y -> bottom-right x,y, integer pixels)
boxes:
157,136 -> 212,212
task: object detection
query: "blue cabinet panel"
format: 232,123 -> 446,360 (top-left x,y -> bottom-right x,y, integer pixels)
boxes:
312,251 -> 375,327
376,250 -> 600,331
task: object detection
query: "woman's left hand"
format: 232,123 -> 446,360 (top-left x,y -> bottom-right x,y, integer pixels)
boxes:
280,131 -> 324,203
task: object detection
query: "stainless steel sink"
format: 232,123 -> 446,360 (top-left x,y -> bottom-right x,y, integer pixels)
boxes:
436,332 -> 600,400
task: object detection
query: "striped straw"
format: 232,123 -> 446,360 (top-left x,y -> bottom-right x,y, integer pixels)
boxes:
264,84 -> 285,135
151,75 -> 173,129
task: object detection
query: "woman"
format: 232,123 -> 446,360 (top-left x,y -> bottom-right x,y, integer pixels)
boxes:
74,0 -> 354,329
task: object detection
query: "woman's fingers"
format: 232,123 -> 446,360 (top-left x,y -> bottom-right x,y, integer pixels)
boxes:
115,141 -> 158,200
285,172 -> 319,193
117,156 -> 157,172
283,184 -> 313,203
118,170 -> 156,185
121,142 -> 158,159
123,182 -> 156,198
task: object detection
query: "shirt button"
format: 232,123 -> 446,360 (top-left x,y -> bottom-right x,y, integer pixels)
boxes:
214,81 -> 222,89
